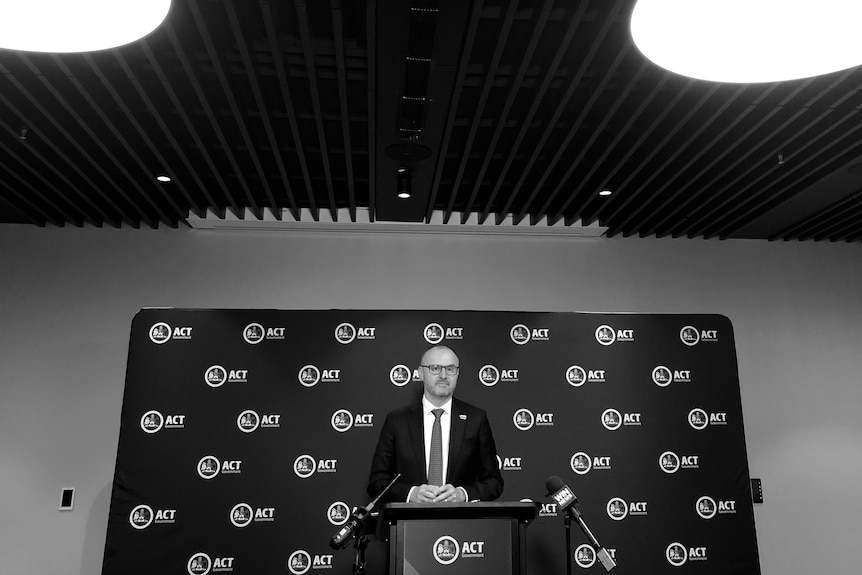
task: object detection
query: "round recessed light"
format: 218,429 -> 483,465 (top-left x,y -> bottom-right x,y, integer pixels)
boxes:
397,192 -> 411,199
599,189 -> 612,197
631,0 -> 862,83
0,0 -> 173,53
156,175 -> 171,183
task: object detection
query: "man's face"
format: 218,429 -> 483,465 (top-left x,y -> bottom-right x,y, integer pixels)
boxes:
420,347 -> 459,403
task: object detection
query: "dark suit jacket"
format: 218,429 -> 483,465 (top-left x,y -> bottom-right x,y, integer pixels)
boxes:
366,397 -> 504,503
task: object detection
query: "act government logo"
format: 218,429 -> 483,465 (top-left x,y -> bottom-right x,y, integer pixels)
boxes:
601,409 -> 641,430
680,325 -> 719,346
432,536 -> 487,564
335,322 -> 376,344
595,324 -> 634,346
149,322 -> 192,343
571,451 -> 612,475
659,451 -> 700,473
696,495 -> 737,518
510,324 -> 550,345
204,365 -> 248,387
230,503 -> 254,528
479,365 -> 519,386
607,497 -> 648,520
327,502 -> 351,525
688,408 -> 729,429
424,322 -> 464,344
188,553 -> 235,575
129,505 -> 177,529
331,409 -> 374,432
389,364 -> 415,387
140,410 -> 185,433
294,454 -> 337,478
652,365 -> 692,386
667,543 -> 708,566
242,323 -> 285,344
299,365 -> 341,387
513,408 -> 554,430
237,410 -> 281,432
230,503 -> 275,527
287,550 -> 333,573
197,455 -> 242,479
566,365 -> 606,386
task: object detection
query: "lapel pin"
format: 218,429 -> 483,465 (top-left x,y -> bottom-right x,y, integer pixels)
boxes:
459,414 -> 467,420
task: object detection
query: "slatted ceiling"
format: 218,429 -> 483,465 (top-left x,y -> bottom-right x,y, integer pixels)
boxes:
1,0 -> 862,240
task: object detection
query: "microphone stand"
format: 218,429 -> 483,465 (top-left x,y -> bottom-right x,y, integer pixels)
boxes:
329,474 -> 402,575
565,504 -> 616,572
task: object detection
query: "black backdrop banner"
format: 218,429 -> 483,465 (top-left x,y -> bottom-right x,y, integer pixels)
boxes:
103,309 -> 760,575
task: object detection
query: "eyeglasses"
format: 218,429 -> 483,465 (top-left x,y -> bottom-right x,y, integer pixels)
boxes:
421,364 -> 460,376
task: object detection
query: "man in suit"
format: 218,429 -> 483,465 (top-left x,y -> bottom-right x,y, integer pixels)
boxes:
367,345 -> 504,503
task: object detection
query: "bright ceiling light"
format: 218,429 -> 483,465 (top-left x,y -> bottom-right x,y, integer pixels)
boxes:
0,0 -> 172,53
630,0 -> 862,83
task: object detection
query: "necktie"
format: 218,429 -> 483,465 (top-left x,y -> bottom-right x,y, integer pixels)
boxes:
428,408 -> 444,486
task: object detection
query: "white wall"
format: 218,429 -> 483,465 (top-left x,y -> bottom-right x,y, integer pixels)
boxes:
1,225 -> 860,574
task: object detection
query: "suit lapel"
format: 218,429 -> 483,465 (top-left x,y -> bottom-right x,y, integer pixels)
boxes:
448,399 -> 466,481
407,401 -> 426,481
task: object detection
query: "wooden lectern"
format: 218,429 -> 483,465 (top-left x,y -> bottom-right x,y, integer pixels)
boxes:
377,502 -> 536,575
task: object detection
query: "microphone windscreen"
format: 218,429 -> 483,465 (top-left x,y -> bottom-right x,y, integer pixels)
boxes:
545,475 -> 565,493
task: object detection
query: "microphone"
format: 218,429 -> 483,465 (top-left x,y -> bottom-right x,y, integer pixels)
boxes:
545,475 -> 580,518
329,509 -> 368,550
544,475 -> 616,572
329,473 -> 402,550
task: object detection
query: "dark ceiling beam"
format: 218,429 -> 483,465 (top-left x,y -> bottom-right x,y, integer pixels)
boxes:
442,0 -> 518,222
538,41 -> 638,226
78,53 -> 192,226
296,0 -> 337,222
0,65 -> 122,227
814,211 -> 862,242
480,1 -> 588,225
0,122 -> 88,227
164,20 -> 247,220
0,151 -> 69,226
0,177 -> 51,226
803,194 -> 862,241
706,107 -> 862,239
553,59 -> 650,226
610,83 -> 747,236
610,84 -> 722,237
332,0 -> 357,221
261,3 -> 317,220
424,0 -> 484,223
500,0 -> 625,225
646,83 -> 782,237
580,71 -> 669,227
842,221 -> 862,242
190,0 -> 271,221
462,0 -> 555,222
770,188 -> 862,240
678,73 -> 851,239
365,0 -> 377,221
53,57 -> 171,228
136,43 -> 226,220
226,0 -> 297,221
15,55 -> 158,228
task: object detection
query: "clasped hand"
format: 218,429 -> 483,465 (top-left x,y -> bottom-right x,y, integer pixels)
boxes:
410,483 -> 463,504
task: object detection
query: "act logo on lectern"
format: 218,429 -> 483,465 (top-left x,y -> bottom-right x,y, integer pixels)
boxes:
433,536 -> 460,565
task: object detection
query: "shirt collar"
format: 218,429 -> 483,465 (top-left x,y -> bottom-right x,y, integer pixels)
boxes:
422,395 -> 453,415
